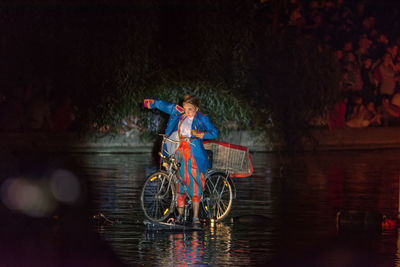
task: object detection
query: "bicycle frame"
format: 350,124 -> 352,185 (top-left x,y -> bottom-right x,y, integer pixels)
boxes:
158,135 -> 195,219
142,134 -> 234,223
206,169 -> 236,199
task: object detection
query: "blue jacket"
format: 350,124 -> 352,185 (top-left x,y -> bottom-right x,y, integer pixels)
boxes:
150,99 -> 218,173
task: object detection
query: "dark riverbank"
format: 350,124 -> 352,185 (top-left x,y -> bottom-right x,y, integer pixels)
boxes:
2,127 -> 400,153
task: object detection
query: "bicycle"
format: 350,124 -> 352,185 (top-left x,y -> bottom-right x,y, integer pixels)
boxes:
140,134 -> 235,224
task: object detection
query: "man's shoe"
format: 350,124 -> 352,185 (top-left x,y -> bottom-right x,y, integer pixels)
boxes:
192,217 -> 201,229
175,215 -> 183,225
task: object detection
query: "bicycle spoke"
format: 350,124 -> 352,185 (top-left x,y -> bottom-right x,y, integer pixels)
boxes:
213,176 -> 221,193
220,190 -> 230,199
207,175 -> 219,193
156,201 -> 163,218
147,201 -> 156,217
205,180 -> 214,194
217,183 -> 226,198
218,199 -> 228,213
141,170 -> 176,222
145,183 -> 160,219
145,200 -> 154,211
217,202 -> 223,218
159,197 -> 172,205
149,199 -> 166,219
152,204 -> 160,219
156,192 -> 171,211
159,200 -> 172,212
154,200 -> 159,218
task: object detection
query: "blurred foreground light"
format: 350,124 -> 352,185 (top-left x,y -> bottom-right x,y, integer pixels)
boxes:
49,169 -> 81,204
210,218 -> 215,228
1,177 -> 57,217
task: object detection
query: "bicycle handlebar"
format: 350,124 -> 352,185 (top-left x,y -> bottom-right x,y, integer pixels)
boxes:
159,134 -> 199,144
159,134 -> 199,161
159,134 -> 180,144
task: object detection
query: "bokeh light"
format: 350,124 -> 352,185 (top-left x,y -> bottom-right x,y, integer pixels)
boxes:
1,177 -> 57,217
49,169 -> 81,204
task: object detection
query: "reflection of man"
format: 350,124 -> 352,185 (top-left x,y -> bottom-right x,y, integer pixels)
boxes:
173,232 -> 204,266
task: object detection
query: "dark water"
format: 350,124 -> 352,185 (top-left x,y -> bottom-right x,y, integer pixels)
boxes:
1,150 -> 400,266
75,150 -> 400,267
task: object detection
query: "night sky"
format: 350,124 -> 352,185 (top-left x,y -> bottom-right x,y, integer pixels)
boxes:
2,0 -> 400,83
0,1 -> 225,101
1,0 -> 399,84
2,0 -> 400,126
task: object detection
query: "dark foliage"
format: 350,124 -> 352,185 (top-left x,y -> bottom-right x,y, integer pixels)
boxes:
1,0 -> 342,149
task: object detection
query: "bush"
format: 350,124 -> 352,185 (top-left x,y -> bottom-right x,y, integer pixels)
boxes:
74,1 -> 341,151
87,78 -> 255,139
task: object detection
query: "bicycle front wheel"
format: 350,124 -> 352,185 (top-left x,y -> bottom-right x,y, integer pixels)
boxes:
140,171 -> 175,222
202,172 -> 233,222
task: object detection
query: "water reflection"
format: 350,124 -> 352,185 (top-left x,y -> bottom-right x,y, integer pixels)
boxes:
3,150 -> 400,266
138,223 -> 238,267
75,151 -> 400,266
76,153 -> 279,266
144,231 -> 206,266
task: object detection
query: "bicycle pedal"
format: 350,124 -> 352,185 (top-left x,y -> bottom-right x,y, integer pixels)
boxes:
174,216 -> 184,225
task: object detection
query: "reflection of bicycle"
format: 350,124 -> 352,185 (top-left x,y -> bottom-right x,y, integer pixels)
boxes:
140,134 -> 253,224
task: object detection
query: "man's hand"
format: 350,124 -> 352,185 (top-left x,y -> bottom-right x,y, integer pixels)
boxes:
191,130 -> 204,139
144,99 -> 154,109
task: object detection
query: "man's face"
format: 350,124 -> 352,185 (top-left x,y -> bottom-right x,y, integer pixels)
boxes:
183,103 -> 197,118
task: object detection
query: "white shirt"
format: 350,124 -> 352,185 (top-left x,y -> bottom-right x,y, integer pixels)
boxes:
179,116 -> 193,137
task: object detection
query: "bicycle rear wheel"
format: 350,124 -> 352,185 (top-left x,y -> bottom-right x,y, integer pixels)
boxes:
201,172 -> 233,222
141,171 -> 175,222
